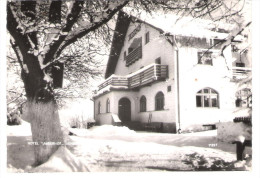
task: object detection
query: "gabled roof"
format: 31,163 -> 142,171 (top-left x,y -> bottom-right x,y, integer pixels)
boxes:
105,11 -> 131,78
105,10 -> 234,78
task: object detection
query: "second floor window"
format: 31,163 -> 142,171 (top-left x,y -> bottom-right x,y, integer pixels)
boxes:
155,57 -> 161,64
128,47 -> 134,53
140,96 -> 146,112
236,62 -> 245,67
145,32 -> 150,44
196,88 -> 219,108
125,37 -> 142,67
198,51 -> 213,65
155,91 -> 164,110
106,99 -> 110,113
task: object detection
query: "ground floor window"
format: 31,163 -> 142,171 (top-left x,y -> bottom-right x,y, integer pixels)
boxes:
106,99 -> 110,113
196,88 -> 219,108
98,101 -> 101,114
140,95 -> 146,112
235,88 -> 251,107
155,91 -> 164,110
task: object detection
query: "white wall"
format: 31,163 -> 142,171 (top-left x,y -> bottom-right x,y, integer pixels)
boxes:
176,46 -> 237,131
94,82 -> 176,125
136,81 -> 176,123
114,22 -> 175,81
94,91 -> 138,125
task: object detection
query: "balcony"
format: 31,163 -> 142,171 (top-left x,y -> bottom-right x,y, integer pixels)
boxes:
232,67 -> 252,79
97,76 -> 128,91
125,45 -> 142,66
128,64 -> 168,88
97,64 -> 168,91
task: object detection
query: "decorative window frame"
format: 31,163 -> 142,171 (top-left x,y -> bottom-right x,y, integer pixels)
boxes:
98,101 -> 101,114
145,31 -> 150,44
106,99 -> 110,113
155,91 -> 164,111
235,88 -> 252,108
197,50 -> 214,65
140,95 -> 147,112
196,88 -> 219,108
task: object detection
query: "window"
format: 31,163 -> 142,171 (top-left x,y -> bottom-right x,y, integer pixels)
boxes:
155,57 -> 161,64
124,51 -> 126,60
155,92 -> 164,110
196,88 -> 219,108
167,85 -> 171,92
125,37 -> 142,67
98,102 -> 101,114
236,62 -> 245,67
128,47 -> 134,53
235,98 -> 243,107
106,99 -> 110,113
235,88 -> 251,107
140,96 -> 147,112
145,32 -> 150,44
232,44 -> 239,52
128,37 -> 142,54
212,39 -> 225,46
198,51 -> 213,65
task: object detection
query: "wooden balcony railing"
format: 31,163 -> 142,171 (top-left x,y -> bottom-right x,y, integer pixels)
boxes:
232,67 -> 251,79
125,45 -> 142,66
98,76 -> 128,91
98,64 -> 168,91
128,65 -> 168,88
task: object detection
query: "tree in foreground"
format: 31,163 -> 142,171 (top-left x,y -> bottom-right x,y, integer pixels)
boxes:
7,0 -> 251,165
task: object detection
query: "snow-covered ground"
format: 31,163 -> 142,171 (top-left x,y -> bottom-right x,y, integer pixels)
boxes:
7,121 -> 252,172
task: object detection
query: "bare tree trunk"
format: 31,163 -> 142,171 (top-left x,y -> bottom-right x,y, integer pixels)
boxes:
26,101 -> 64,165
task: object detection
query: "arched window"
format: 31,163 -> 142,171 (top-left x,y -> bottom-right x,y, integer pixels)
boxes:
140,96 -> 146,112
98,101 -> 101,114
196,88 -> 219,108
155,92 -> 164,110
106,99 -> 110,113
235,88 -> 251,107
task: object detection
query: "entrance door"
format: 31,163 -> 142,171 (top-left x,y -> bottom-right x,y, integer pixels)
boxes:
118,98 -> 131,123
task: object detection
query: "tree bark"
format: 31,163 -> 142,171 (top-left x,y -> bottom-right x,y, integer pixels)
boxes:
21,58 -> 64,165
26,101 -> 64,165
21,54 -> 64,165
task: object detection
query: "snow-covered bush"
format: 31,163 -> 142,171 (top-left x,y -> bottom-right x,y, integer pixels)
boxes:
181,124 -> 216,133
183,152 -> 251,171
58,98 -> 95,129
88,125 -> 136,136
69,115 -> 93,129
7,109 -> 22,126
217,122 -> 252,143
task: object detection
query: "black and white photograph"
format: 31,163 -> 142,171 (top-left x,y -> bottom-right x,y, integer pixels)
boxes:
0,0 -> 260,176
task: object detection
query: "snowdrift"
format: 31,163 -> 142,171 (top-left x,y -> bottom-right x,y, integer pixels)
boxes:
217,122 -> 252,143
68,125 -> 136,137
32,146 -> 89,172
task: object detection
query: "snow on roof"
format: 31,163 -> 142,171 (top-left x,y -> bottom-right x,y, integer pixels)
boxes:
123,7 -> 235,39
233,107 -> 251,117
